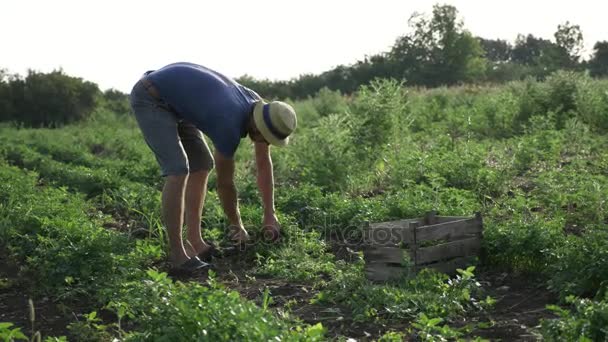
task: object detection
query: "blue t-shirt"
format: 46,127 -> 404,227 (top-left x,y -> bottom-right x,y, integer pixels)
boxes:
146,62 -> 260,157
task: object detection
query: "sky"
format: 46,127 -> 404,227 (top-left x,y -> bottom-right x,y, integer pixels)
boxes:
2,0 -> 606,93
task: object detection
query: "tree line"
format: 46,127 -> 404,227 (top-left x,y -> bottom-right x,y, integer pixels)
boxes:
1,3 -> 607,127
237,4 -> 608,100
0,69 -> 128,127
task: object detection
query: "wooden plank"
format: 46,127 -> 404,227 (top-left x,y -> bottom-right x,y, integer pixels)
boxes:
416,237 -> 481,264
435,216 -> 469,224
424,211 -> 438,225
425,257 -> 477,275
475,212 -> 484,235
416,217 -> 482,243
367,222 -> 416,245
363,247 -> 403,264
365,262 -> 405,282
410,221 -> 420,268
369,218 -> 423,230
366,227 -> 410,246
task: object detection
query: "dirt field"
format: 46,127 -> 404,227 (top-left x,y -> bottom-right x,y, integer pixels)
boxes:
1,249 -> 556,341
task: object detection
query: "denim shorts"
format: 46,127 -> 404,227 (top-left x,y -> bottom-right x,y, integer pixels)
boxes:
129,79 -> 214,176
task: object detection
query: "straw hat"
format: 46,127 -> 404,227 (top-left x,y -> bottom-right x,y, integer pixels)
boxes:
252,101 -> 297,146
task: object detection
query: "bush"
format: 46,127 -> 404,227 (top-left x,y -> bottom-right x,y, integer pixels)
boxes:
311,87 -> 349,117
0,69 -> 100,127
541,295 -> 608,341
575,77 -> 608,133
280,113 -> 355,191
101,88 -> 131,115
547,228 -> 608,298
544,71 -> 581,129
483,212 -> 565,273
110,271 -> 326,341
350,79 -> 408,163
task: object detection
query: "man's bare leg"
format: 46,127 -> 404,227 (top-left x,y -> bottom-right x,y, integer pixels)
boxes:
184,169 -> 212,257
162,174 -> 190,266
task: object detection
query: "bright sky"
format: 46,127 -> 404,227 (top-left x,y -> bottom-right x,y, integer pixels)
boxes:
2,0 -> 606,93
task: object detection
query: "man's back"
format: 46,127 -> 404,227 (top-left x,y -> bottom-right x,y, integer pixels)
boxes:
146,62 -> 258,157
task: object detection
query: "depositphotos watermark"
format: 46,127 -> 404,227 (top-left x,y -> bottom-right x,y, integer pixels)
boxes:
235,214 -> 409,249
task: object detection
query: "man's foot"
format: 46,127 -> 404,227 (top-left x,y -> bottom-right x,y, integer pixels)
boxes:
170,253 -> 192,267
186,240 -> 214,259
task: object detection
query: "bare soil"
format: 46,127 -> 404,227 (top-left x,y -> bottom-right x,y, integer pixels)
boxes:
467,269 -> 557,341
178,250 -> 557,341
2,248 -> 557,341
0,253 -> 72,339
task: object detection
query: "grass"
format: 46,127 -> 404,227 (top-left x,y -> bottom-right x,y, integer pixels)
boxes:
1,71 -> 608,340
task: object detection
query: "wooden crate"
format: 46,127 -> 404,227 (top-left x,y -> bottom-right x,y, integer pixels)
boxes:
364,212 -> 483,282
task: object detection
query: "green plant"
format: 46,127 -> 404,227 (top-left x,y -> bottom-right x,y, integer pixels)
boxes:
0,323 -> 27,341
107,270 -> 325,341
412,313 -> 462,341
541,295 -> 608,341
67,312 -> 114,342
350,78 -> 408,164
377,331 -> 406,341
316,263 -> 490,323
3,71 -> 608,340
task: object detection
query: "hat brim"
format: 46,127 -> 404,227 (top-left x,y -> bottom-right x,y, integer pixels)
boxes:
253,102 -> 289,147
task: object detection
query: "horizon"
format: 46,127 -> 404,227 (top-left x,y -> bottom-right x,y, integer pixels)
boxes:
2,0 -> 607,92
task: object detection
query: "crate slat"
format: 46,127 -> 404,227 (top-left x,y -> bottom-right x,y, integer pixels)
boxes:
369,218 -> 423,230
435,216 -> 470,224
416,217 -> 482,242
410,220 -> 420,268
365,262 -> 405,282
363,247 -> 404,264
424,211 -> 438,225
416,236 -> 481,264
367,223 -> 418,245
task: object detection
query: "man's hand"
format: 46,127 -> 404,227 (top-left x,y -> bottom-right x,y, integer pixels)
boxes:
227,224 -> 250,244
255,142 -> 280,242
262,212 -> 281,242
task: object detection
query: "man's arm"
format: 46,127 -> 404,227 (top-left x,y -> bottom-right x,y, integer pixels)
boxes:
214,151 -> 243,228
255,142 -> 274,215
255,142 -> 279,228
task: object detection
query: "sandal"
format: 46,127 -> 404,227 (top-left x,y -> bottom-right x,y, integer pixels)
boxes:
197,243 -> 219,263
172,256 -> 212,274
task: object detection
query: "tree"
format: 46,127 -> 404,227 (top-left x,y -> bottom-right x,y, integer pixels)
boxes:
511,34 -> 553,65
554,21 -> 584,65
588,41 -> 608,77
0,69 -> 16,121
511,33 -> 573,76
478,38 -> 512,62
102,88 -> 130,114
390,4 -> 486,86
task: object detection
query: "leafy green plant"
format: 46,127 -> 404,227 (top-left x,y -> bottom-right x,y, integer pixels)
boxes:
547,228 -> 608,298
350,78 -> 408,165
67,311 -> 114,342
541,295 -> 608,341
107,270 -> 325,341
3,71 -> 608,341
412,313 -> 462,341
316,263 -> 490,323
0,323 -> 27,341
